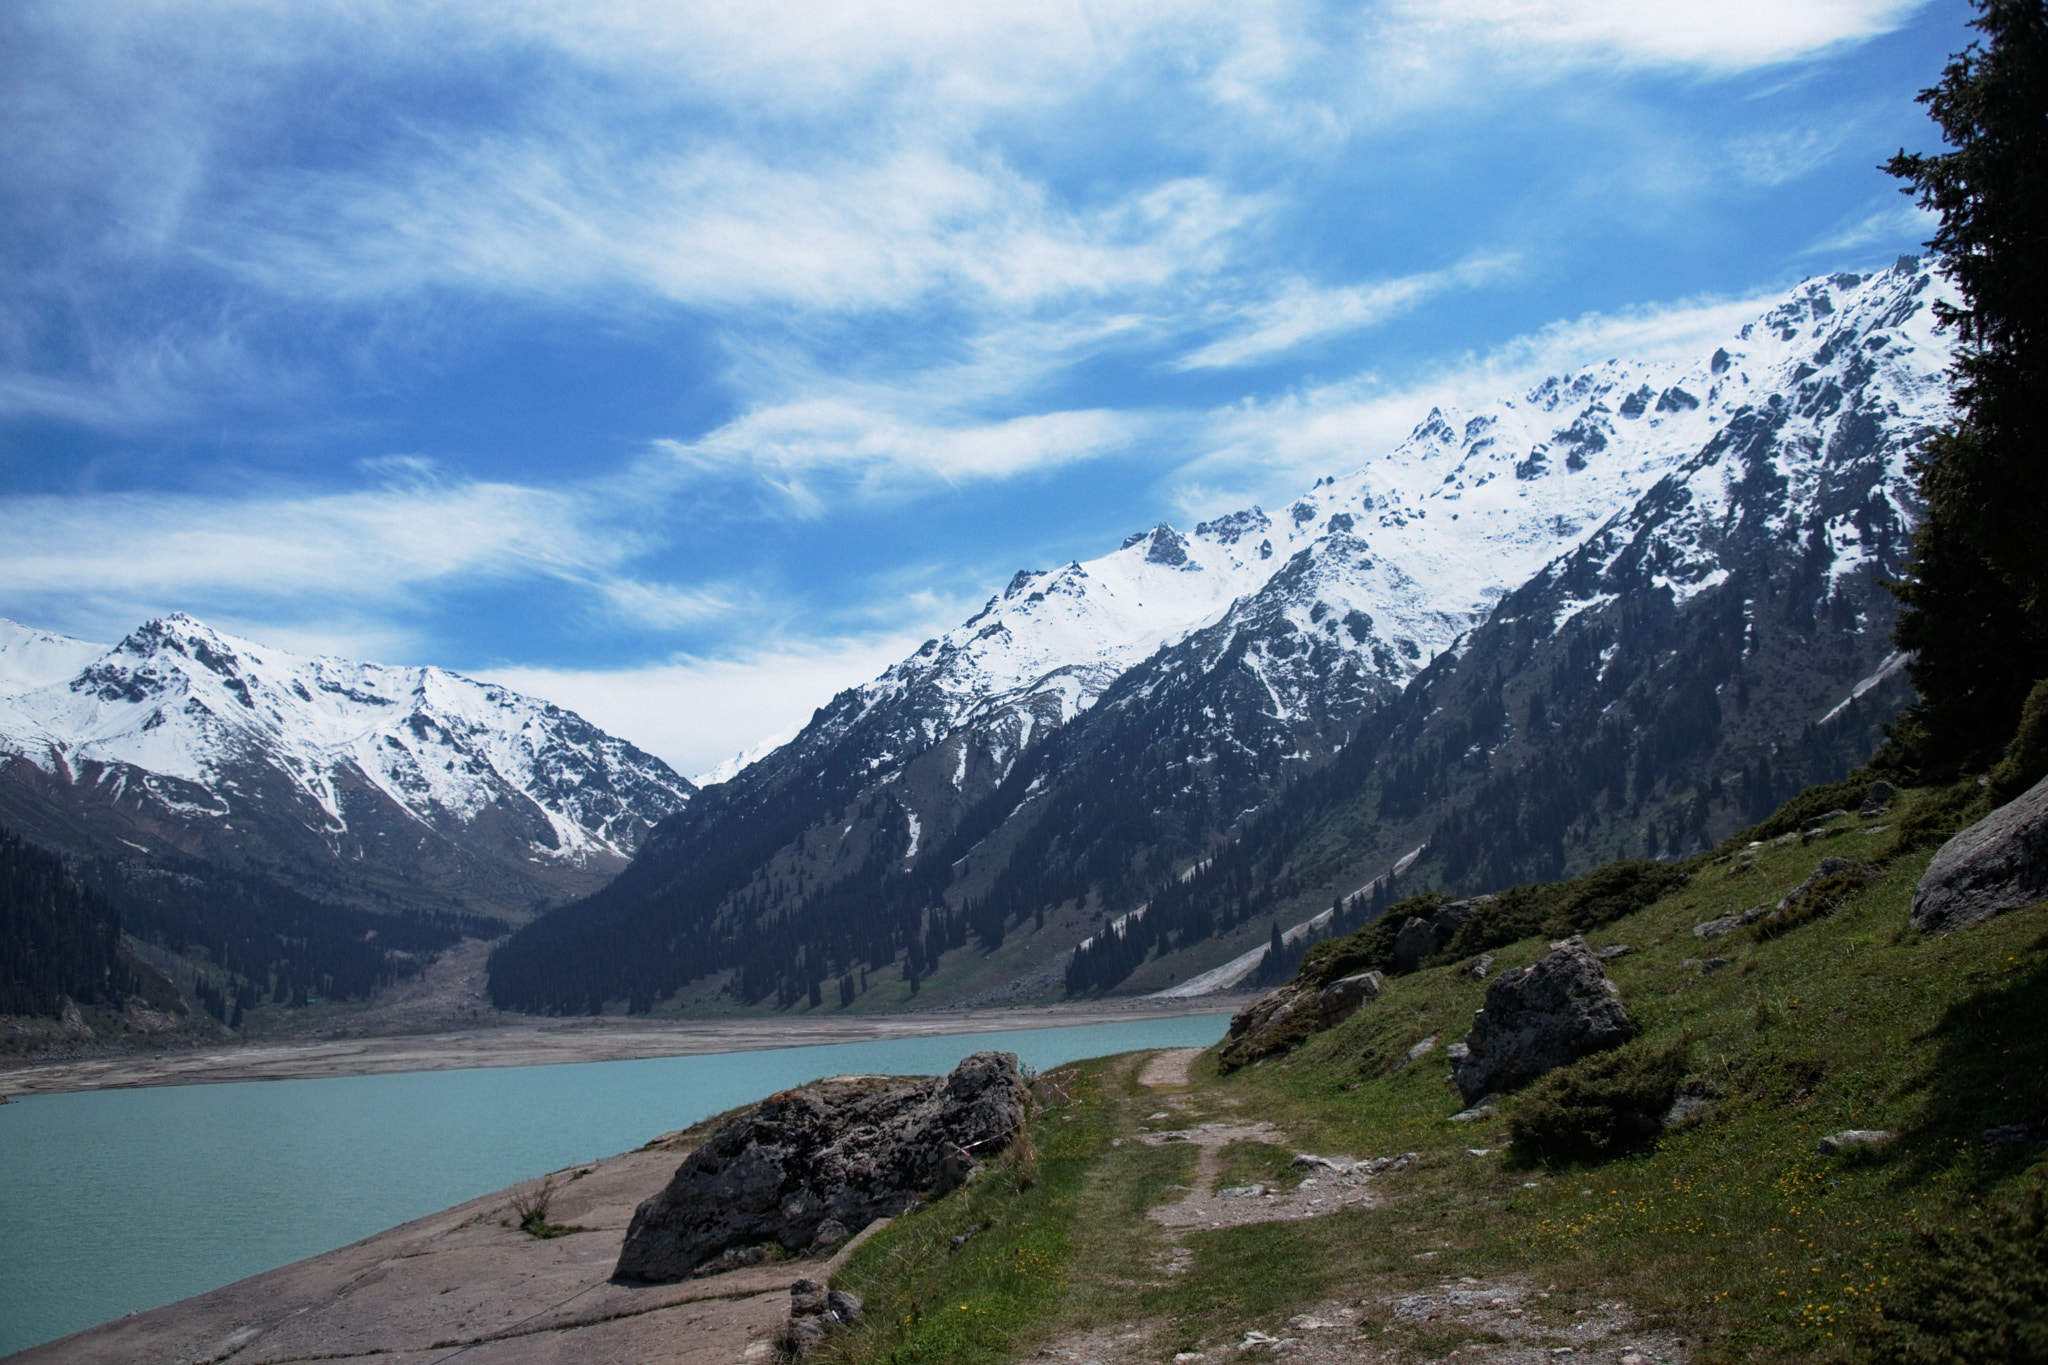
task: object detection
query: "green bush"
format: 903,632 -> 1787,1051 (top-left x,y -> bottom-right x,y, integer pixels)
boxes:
1505,1040 -> 1690,1166
1850,1183 -> 2048,1365
1750,864 -> 1875,941
1713,772 -> 1881,852
1300,891 -> 1446,985
1442,860 -> 1691,961
1987,677 -> 2048,806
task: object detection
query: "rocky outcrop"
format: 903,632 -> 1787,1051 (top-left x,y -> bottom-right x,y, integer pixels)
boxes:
1912,773 -> 2048,935
781,1279 -> 863,1356
1218,970 -> 1384,1072
613,1052 -> 1028,1283
1391,896 -> 1492,973
1449,937 -> 1633,1103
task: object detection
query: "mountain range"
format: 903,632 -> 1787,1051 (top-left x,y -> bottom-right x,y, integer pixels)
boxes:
0,615 -> 696,923
485,255 -> 1952,1014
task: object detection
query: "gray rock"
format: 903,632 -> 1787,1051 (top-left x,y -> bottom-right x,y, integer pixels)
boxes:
826,1289 -> 863,1324
1912,772 -> 2048,934
1780,856 -> 1875,911
1694,905 -> 1772,939
1860,780 -> 1896,817
1595,943 -> 1632,960
789,1279 -> 829,1316
1315,970 -> 1385,1024
1662,1095 -> 1712,1129
1450,937 -> 1634,1103
614,1052 -> 1028,1282
1817,1129 -> 1894,1155
1447,1096 -> 1496,1124
1460,954 -> 1495,979
1399,1035 -> 1439,1069
808,1218 -> 850,1250
1392,916 -> 1442,973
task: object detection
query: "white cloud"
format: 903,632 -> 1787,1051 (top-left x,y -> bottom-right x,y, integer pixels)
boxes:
0,481 -> 646,616
486,633 -> 935,778
657,402 -> 1146,505
1400,0 -> 1929,70
1176,253 -> 1518,370
1804,200 -> 1938,255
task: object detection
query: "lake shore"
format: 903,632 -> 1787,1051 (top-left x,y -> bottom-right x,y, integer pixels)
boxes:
0,996 -> 1233,1099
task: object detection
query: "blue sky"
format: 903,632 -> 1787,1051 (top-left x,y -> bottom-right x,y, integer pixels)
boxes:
1,0 -> 1961,776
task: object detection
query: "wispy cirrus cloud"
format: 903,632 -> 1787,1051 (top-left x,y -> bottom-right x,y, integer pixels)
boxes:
655,402 -> 1148,511
1176,253 -> 1520,370
1398,0 -> 1931,70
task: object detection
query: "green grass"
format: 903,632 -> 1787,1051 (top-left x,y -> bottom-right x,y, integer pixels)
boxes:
823,783 -> 2048,1364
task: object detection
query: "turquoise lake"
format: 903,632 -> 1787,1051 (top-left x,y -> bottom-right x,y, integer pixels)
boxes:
0,1014 -> 1227,1356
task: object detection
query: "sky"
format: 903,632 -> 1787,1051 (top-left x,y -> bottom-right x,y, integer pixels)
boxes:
0,0 -> 1965,779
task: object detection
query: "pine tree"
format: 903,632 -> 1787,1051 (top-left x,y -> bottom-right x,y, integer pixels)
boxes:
1885,0 -> 2048,772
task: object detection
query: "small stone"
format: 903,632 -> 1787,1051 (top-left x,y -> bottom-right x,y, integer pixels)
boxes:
809,1219 -> 849,1250
1595,944 -> 1632,960
1401,1035 -> 1439,1068
789,1279 -> 828,1317
1217,1184 -> 1266,1198
1699,957 -> 1730,974
825,1289 -> 863,1324
1817,1129 -> 1894,1155
1460,954 -> 1495,979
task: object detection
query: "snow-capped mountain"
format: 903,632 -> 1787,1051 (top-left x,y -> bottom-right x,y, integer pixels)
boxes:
491,257 -> 1952,1012
724,259 -> 1946,795
0,615 -> 696,919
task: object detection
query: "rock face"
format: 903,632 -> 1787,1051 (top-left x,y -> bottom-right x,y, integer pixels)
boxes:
613,1052 -> 1028,1283
1219,970 -> 1384,1071
1391,897 -> 1492,973
1912,774 -> 2048,935
1451,937 -> 1634,1103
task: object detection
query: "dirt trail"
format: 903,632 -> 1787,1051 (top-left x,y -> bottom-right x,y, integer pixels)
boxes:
1025,1053 -> 1688,1365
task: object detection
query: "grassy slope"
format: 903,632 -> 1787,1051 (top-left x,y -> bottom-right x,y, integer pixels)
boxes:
822,783 -> 2048,1364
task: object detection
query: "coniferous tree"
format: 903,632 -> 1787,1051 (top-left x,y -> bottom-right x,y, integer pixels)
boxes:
1885,0 -> 2048,772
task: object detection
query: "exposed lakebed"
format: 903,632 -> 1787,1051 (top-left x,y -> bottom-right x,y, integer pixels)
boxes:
0,1013 -> 1227,1356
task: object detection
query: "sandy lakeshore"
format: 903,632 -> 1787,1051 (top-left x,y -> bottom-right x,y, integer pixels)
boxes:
0,997 -> 1229,1100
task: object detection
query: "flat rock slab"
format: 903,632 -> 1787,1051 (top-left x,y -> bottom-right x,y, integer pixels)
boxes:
11,1130 -> 856,1365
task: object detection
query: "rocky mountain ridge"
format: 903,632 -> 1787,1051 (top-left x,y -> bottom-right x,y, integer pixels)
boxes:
489,256 -> 1952,1014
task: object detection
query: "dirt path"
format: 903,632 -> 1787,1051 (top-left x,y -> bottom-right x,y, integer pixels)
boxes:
1025,1052 -> 1688,1365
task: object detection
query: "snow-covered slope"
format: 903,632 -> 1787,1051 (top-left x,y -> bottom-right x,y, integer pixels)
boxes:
0,622 -> 107,697
733,261 -> 1948,791
0,615 -> 696,917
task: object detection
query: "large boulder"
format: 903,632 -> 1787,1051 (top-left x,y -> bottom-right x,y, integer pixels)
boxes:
1450,936 -> 1633,1104
613,1051 -> 1028,1283
1912,773 -> 2048,935
1218,970 -> 1384,1072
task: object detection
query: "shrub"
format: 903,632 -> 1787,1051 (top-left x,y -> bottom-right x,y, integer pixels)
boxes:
1850,1183 -> 2048,1365
1300,892 -> 1446,986
1506,1040 -> 1690,1166
1987,676 -> 2048,806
